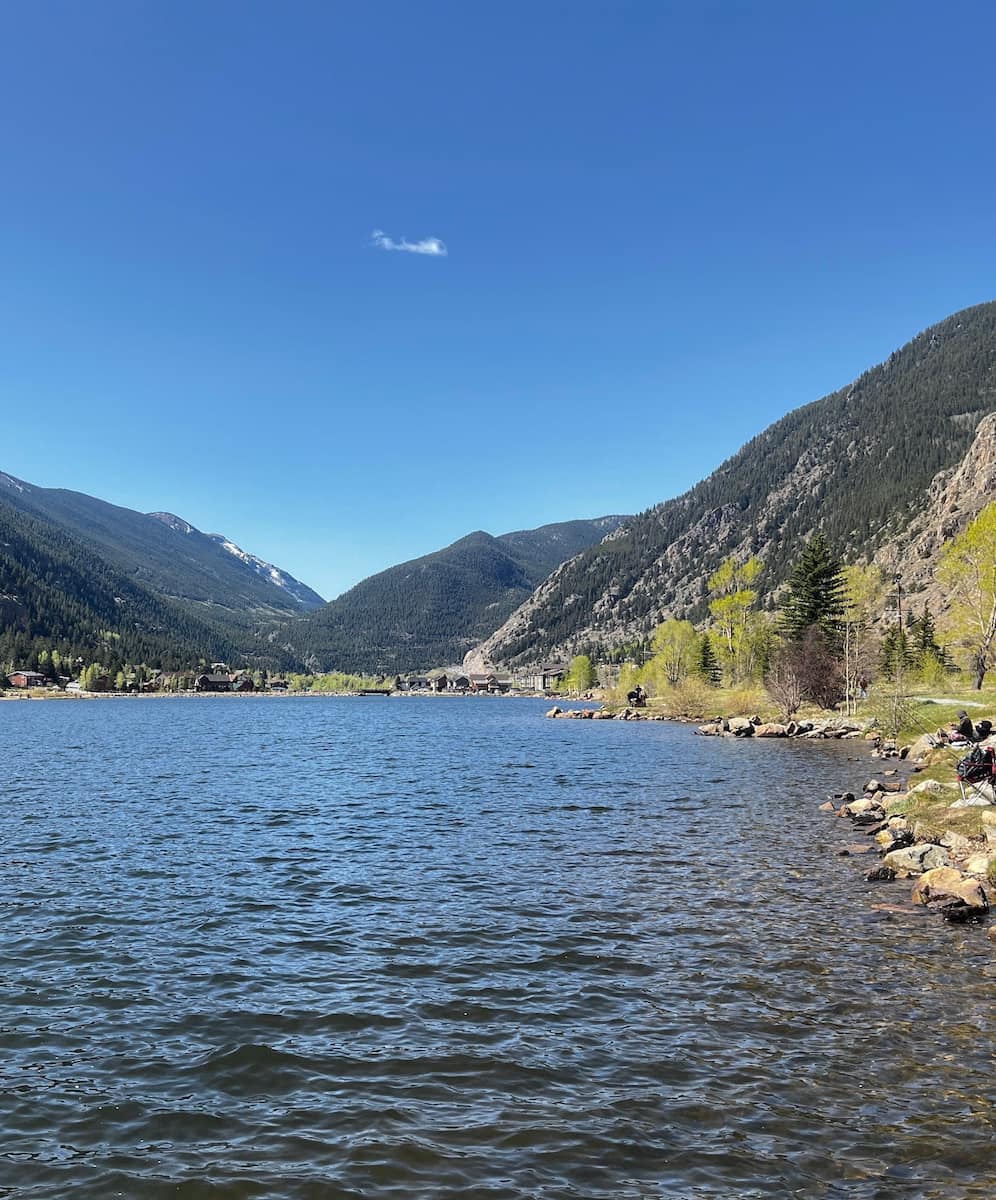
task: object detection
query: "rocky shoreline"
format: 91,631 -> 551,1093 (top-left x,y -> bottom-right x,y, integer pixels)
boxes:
704,716 -> 995,937
548,704 -> 996,942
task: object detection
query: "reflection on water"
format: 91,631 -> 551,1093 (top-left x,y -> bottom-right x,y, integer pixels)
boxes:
1,696 -> 994,1198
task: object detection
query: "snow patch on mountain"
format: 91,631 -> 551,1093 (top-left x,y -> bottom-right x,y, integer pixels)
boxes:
147,510 -> 324,607
0,473 -> 29,495
207,533 -> 322,607
148,511 -> 195,534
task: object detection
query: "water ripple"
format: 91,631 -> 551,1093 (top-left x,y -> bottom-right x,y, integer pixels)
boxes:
1,696 -> 994,1197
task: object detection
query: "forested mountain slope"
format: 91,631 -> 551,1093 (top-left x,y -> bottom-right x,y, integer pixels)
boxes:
0,473 -> 323,613
474,301 -> 996,667
288,516 -> 627,674
0,471 -> 324,670
0,500 -> 241,670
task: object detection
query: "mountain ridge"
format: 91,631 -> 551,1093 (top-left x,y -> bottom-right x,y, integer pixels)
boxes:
472,301 -> 996,667
0,472 -> 323,614
287,516 -> 629,674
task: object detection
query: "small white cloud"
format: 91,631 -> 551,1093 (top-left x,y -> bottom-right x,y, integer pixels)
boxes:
370,229 -> 448,256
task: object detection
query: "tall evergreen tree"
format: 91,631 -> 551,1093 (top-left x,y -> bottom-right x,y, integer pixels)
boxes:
695,633 -> 722,685
780,534 -> 847,645
879,625 -> 913,680
910,603 -> 944,663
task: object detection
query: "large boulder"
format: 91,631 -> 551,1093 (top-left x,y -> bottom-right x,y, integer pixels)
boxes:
882,843 -> 952,877
754,722 -> 788,737
727,717 -> 754,736
911,867 -> 989,919
841,797 -> 880,816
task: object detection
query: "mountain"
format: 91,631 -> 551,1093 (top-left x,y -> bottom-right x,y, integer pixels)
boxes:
0,471 -> 323,670
0,499 -> 242,670
0,474 -> 323,616
288,516 -> 628,674
473,301 -> 996,667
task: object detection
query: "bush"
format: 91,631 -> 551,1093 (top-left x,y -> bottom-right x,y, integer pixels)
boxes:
653,678 -> 713,718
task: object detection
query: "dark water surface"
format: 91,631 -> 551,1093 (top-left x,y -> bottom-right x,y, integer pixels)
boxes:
2,696 -> 994,1198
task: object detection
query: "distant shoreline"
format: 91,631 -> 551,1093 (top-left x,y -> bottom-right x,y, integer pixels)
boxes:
0,688 -> 554,702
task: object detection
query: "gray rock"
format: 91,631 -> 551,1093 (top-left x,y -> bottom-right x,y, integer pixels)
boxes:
908,733 -> 937,761
882,843 -> 952,877
939,829 -> 972,855
908,778 -> 947,796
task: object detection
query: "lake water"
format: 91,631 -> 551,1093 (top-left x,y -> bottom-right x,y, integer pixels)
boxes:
2,696 -> 994,1198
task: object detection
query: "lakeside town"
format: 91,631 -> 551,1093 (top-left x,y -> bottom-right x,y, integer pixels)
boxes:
2,661 -> 572,697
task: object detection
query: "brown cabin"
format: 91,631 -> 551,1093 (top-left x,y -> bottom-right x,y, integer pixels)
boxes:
195,673 -> 235,693
6,670 -> 46,689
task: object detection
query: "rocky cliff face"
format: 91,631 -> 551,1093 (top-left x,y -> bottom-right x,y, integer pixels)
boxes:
873,411 -> 996,607
472,301 -> 996,667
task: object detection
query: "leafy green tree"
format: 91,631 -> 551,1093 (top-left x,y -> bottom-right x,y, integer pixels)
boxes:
613,662 -> 641,702
781,534 -> 847,645
563,654 -> 596,693
707,555 -> 762,682
647,619 -> 698,686
937,502 -> 996,688
841,563 -> 887,712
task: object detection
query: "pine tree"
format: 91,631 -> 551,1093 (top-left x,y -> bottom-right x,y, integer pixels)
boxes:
780,534 -> 847,645
910,603 -> 944,662
879,626 -> 913,680
695,633 -> 722,684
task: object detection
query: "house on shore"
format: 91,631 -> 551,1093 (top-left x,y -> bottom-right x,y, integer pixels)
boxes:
521,663 -> 566,692
7,670 -> 47,689
468,672 -> 512,693
195,673 -> 235,693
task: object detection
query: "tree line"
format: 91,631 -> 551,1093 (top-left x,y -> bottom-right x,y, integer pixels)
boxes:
558,503 -> 996,713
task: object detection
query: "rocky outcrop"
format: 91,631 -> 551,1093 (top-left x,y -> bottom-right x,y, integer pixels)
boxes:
874,412 -> 996,611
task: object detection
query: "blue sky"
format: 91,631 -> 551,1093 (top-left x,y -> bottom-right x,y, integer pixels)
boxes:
2,1 -> 994,600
